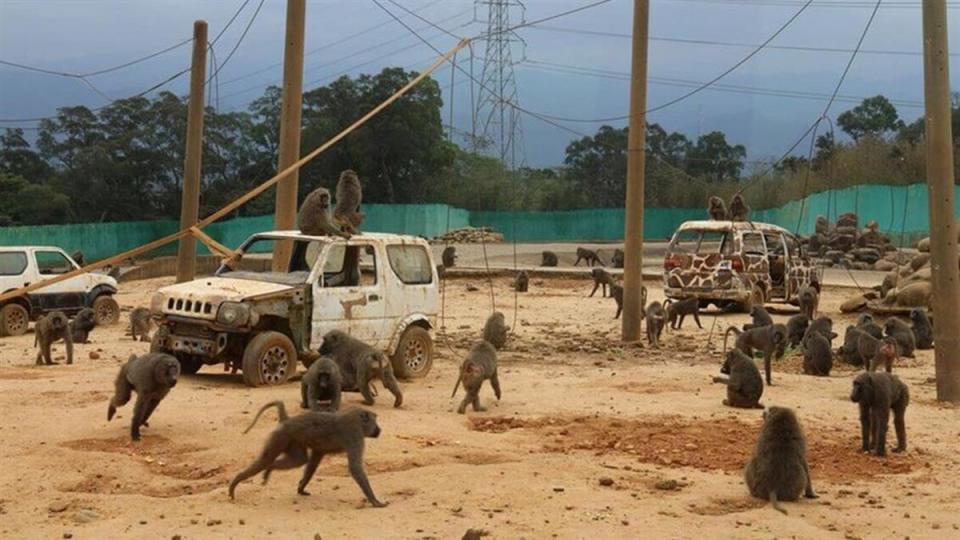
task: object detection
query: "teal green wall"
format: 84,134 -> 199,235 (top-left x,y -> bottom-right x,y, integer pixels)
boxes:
0,184 -> 955,260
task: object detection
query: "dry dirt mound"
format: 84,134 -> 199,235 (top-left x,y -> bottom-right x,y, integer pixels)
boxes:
470,415 -> 914,483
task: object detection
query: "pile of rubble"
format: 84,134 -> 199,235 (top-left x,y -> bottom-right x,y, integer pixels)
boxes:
434,227 -> 504,244
806,213 -> 898,270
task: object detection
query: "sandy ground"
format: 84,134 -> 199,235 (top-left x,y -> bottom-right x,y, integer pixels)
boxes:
0,275 -> 958,540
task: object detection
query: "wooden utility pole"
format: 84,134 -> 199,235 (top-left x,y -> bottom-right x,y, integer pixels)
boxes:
175,20 -> 208,283
921,0 -> 960,401
272,0 -> 307,272
621,0 -> 649,342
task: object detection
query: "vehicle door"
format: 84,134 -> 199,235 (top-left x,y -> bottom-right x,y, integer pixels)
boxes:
29,249 -> 89,313
384,242 -> 438,322
738,231 -> 771,296
311,240 -> 387,349
762,232 -> 788,300
784,234 -> 816,300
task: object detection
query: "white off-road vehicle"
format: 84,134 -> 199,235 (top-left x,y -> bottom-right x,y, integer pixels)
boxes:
0,246 -> 120,336
149,231 -> 439,387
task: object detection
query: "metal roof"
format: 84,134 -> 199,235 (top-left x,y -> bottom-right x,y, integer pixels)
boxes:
676,220 -> 794,236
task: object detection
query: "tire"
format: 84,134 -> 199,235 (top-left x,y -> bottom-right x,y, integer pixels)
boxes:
242,331 -> 296,387
175,354 -> 202,375
391,325 -> 434,380
0,303 -> 29,337
92,295 -> 120,325
740,285 -> 765,314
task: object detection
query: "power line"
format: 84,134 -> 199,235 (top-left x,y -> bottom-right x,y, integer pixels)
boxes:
660,0 -> 958,8
210,0 -> 253,45
0,37 -> 192,79
206,0 -> 266,84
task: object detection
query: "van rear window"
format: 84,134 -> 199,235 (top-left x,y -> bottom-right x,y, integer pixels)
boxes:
0,252 -> 27,276
670,230 -> 732,255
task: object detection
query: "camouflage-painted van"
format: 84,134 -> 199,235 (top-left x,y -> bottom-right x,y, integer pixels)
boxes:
662,220 -> 822,311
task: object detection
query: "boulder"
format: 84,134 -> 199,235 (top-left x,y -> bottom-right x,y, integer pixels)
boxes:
895,281 -> 932,308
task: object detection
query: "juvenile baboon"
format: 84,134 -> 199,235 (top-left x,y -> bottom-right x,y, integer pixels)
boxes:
797,286 -> 819,319
611,283 -> 624,319
230,403 -> 387,507
856,330 -> 881,368
71,250 -> 85,266
451,341 -> 501,414
541,250 -> 558,267
514,271 -> 529,293
611,248 -> 624,269
743,305 -> 773,331
868,337 -> 899,373
70,307 -> 97,343
804,316 -> 838,347
838,326 -> 866,366
301,357 -> 343,412
707,196 -> 728,220
34,311 -> 73,365
664,297 -> 702,330
298,187 -> 350,238
724,324 -> 787,385
785,314 -> 809,348
744,407 -> 817,514
856,314 -> 883,340
909,309 -> 934,350
850,371 -> 909,456
318,330 -> 403,408
589,268 -> 615,298
729,193 -> 751,222
713,350 -> 763,409
801,331 -> 833,376
129,307 -> 152,342
645,301 -> 666,347
333,169 -> 364,234
574,247 -> 604,267
107,353 -> 180,441
482,311 -> 509,350
884,317 -> 916,358
442,246 -> 457,268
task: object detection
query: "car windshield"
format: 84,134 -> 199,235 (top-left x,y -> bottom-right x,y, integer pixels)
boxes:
216,237 -> 325,285
669,229 -> 732,255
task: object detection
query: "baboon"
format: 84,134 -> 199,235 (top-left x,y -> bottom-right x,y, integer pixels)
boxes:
298,187 -> 350,238
909,309 -> 934,350
104,264 -> 121,280
801,331 -> 833,376
482,311 -> 509,350
645,301 -> 666,347
541,250 -> 558,267
707,195 -> 728,220
34,311 -> 73,365
797,286 -> 819,320
664,297 -> 702,330
242,400 -> 309,486
514,271 -> 529,293
333,169 -> 364,234
611,248 -> 624,269
804,316 -> 838,347
785,314 -> 809,348
743,305 -> 773,331
589,268 -> 615,297
744,407 -> 817,514
724,324 -> 787,385
838,326 -> 866,366
300,357 -> 343,412
856,314 -> 883,340
868,337 -> 899,373
451,341 -> 500,414
319,330 -> 402,408
107,353 -> 180,441
884,317 -> 916,358
230,402 -> 387,507
850,371 -> 909,456
713,350 -> 764,409
729,193 -> 750,222
857,330 -> 881,368
129,307 -> 152,342
574,247 -> 604,267
71,250 -> 85,266
70,307 -> 97,343
442,246 -> 457,268
610,284 -> 646,320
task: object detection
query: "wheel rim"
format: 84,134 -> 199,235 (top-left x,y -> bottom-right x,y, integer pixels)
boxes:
96,302 -> 115,323
5,307 -> 26,334
403,338 -> 428,373
260,345 -> 290,384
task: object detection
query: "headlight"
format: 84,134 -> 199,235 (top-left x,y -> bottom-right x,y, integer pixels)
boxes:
216,302 -> 251,327
150,293 -> 164,314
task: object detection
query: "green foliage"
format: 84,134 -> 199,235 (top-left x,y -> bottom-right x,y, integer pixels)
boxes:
837,95 -> 904,141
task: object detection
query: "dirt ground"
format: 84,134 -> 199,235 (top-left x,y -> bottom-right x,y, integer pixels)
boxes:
1,275 -> 958,540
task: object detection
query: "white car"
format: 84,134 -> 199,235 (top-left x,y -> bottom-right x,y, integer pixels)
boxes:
150,231 -> 440,387
0,246 -> 120,336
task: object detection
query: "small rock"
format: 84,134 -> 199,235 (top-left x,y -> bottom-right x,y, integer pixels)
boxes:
63,534 -> 73,539
314,534 -> 322,540
598,477 -> 614,487
552,487 -> 565,493
655,479 -> 680,491
172,536 -> 182,540
89,351 -> 101,360
207,519 -> 222,526
48,501 -> 69,513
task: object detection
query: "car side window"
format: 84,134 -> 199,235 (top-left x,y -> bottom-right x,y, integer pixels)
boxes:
387,245 -> 433,285
321,244 -> 377,288
0,252 -> 27,275
784,235 -> 800,260
763,233 -> 784,255
741,233 -> 766,256
35,251 -> 74,275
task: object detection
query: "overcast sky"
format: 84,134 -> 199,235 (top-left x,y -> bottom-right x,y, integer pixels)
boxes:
1,0 -> 958,167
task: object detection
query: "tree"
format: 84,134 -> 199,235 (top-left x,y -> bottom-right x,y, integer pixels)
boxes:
686,131 -> 746,183
563,125 -> 628,207
0,128 -> 49,181
837,95 -> 905,141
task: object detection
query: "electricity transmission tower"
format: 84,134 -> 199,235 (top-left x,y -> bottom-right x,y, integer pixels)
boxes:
473,0 -> 525,168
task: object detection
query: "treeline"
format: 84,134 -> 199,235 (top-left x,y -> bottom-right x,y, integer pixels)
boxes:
0,68 -> 957,226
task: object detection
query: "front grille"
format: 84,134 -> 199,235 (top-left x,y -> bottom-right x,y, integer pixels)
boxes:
166,297 -> 215,317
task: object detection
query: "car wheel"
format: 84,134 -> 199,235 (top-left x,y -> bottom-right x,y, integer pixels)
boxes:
174,354 -> 202,375
242,331 -> 295,387
391,325 -> 434,379
0,303 -> 29,337
92,295 -> 120,325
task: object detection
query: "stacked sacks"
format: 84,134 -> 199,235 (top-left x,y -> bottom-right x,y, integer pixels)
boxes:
807,214 -> 898,270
